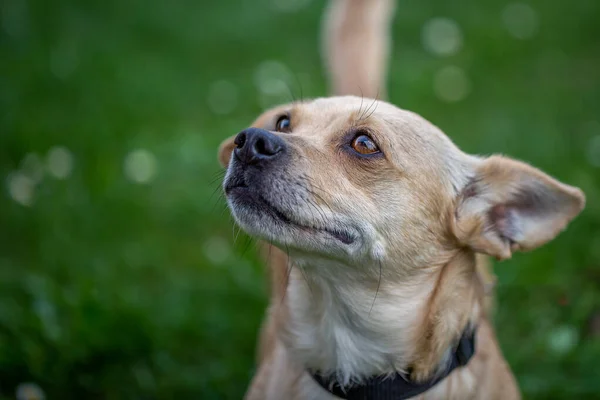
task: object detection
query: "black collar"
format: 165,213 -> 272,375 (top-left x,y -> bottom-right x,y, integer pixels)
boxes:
310,328 -> 476,400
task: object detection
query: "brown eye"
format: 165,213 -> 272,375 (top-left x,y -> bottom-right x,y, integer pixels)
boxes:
275,116 -> 291,132
351,134 -> 380,155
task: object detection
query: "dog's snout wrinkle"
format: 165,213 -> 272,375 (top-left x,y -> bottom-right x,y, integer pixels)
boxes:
234,127 -> 285,165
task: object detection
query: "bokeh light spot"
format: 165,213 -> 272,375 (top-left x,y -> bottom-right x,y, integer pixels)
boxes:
502,3 -> 539,39
433,66 -> 471,102
422,18 -> 463,57
46,146 -> 74,179
547,325 -> 578,355
254,60 -> 293,109
207,80 -> 239,115
124,149 -> 158,184
16,382 -> 45,400
254,61 -> 292,91
203,236 -> 231,265
7,171 -> 35,206
21,153 -> 44,184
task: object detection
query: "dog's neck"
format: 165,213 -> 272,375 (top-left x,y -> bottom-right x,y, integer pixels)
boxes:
279,250 -> 482,387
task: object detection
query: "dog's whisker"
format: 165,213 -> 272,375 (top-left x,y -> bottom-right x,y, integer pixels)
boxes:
359,89 -> 380,121
362,90 -> 379,120
305,191 -> 331,227
305,184 -> 335,210
303,199 -> 324,234
307,190 -> 334,216
305,196 -> 329,228
358,97 -> 371,121
355,86 -> 365,128
208,182 -> 225,205
280,244 -> 293,305
208,178 -> 225,193
369,260 -> 383,317
363,90 -> 381,121
207,180 -> 227,205
209,190 -> 228,214
219,203 -> 230,216
209,180 -> 223,195
280,263 -> 293,305
208,170 -> 226,184
284,79 -> 297,105
240,235 -> 255,258
297,265 -> 313,295
233,223 -> 244,245
292,72 -> 305,106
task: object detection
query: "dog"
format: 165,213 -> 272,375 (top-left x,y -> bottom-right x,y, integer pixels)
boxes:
217,1 -> 585,398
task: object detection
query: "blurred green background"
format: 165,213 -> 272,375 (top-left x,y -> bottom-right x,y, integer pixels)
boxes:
1,0 -> 600,398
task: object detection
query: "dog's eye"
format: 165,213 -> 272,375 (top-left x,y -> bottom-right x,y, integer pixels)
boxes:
275,116 -> 291,133
351,134 -> 380,155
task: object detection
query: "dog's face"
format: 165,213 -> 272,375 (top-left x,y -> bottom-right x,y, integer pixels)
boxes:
220,96 -> 584,268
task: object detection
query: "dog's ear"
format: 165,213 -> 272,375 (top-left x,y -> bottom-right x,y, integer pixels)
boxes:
218,135 -> 236,167
451,155 -> 585,260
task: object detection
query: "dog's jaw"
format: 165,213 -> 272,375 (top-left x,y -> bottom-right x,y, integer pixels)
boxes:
226,188 -> 364,255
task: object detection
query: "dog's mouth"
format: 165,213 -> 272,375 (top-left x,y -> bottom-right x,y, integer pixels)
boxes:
225,183 -> 356,245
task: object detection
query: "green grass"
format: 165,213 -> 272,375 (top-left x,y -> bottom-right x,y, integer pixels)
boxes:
1,0 -> 599,398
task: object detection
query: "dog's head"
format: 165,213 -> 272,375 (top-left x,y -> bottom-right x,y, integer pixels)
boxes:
219,96 -> 584,268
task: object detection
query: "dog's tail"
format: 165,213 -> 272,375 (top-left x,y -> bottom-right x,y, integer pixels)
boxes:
322,0 -> 396,99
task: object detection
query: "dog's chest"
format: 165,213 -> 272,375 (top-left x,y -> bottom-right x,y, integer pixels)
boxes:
282,272 -> 427,384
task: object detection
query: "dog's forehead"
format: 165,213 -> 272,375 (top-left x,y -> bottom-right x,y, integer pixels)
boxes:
301,96 -> 401,127
252,96 -> 414,134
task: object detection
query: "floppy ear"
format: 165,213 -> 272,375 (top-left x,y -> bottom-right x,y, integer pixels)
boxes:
218,135 -> 236,167
451,155 -> 585,260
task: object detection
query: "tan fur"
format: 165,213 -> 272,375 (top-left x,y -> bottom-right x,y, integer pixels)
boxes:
217,1 -> 585,399
322,0 -> 395,98
410,250 -> 480,382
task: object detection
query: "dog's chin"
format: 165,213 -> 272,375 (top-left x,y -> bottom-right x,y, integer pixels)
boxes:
225,186 -> 358,254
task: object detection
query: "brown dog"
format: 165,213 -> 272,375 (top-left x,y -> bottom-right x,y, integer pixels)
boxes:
218,1 -> 585,399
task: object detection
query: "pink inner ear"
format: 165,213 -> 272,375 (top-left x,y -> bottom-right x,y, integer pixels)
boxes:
490,205 -> 507,230
489,204 -> 519,246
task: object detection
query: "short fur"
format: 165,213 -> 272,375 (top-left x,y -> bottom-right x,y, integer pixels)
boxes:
217,1 -> 585,399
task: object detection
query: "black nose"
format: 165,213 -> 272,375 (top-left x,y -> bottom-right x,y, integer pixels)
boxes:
234,128 -> 285,165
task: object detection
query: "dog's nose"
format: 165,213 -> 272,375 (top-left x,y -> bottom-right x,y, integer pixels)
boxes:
234,128 -> 285,165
